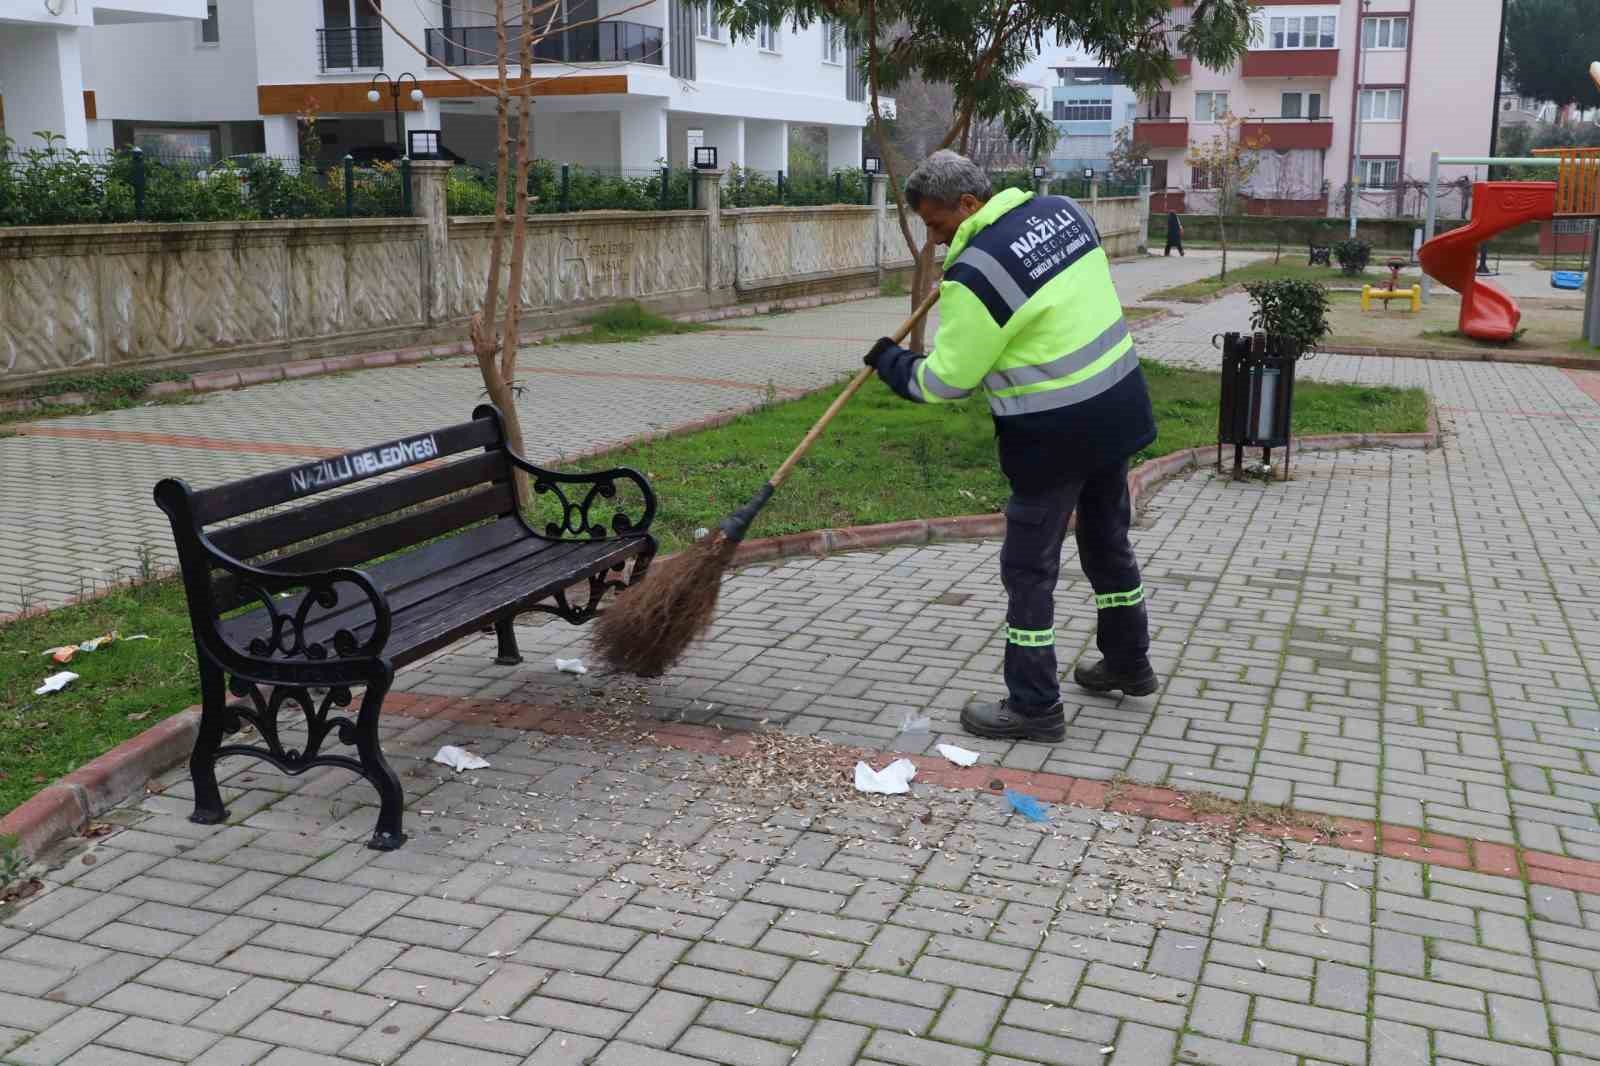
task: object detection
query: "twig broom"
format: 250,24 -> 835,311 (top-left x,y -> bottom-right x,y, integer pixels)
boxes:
593,289 -> 940,676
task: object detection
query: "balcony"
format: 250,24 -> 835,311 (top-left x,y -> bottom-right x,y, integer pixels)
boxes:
1239,116 -> 1334,150
425,22 -> 664,68
318,26 -> 383,72
1171,57 -> 1191,78
1241,49 -> 1338,78
1133,116 -> 1189,148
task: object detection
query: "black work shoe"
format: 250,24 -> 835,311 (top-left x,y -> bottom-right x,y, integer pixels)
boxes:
960,699 -> 1066,742
1073,659 -> 1159,697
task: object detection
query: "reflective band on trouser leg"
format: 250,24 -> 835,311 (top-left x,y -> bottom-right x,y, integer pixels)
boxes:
1006,626 -> 1056,647
1094,586 -> 1144,610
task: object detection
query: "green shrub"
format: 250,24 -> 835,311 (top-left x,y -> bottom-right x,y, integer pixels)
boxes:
1243,278 -> 1332,352
1333,238 -> 1372,277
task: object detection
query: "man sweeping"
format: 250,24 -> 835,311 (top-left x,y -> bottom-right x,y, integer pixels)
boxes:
865,150 -> 1159,743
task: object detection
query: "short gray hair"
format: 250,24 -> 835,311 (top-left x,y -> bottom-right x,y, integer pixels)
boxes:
904,150 -> 991,210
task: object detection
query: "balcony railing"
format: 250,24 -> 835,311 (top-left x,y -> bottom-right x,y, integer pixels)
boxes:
318,26 -> 384,72
424,22 -> 664,67
1133,116 -> 1189,149
1239,116 -> 1334,150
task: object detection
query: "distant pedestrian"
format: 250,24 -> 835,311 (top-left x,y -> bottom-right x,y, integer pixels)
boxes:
1164,211 -> 1184,257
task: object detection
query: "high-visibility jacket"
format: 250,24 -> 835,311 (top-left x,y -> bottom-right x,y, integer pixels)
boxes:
877,187 -> 1156,490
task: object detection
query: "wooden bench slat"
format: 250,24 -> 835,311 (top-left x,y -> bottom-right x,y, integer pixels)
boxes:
211,452 -> 506,561
212,482 -> 515,613
219,517 -> 571,651
381,539 -> 639,664
191,415 -> 501,526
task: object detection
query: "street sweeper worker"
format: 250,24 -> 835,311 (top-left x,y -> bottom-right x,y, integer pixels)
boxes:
864,149 -> 1159,743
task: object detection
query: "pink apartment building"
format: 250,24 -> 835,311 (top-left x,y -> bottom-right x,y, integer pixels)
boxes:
1136,0 -> 1503,219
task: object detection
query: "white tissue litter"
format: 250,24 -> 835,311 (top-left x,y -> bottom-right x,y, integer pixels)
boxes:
555,658 -> 588,675
34,671 -> 79,695
853,758 -> 917,795
898,712 -> 931,733
432,745 -> 491,772
936,743 -> 980,767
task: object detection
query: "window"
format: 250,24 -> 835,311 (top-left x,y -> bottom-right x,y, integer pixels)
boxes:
696,2 -> 721,41
1195,90 -> 1230,123
1191,164 -> 1214,190
1280,92 -> 1323,119
200,2 -> 219,44
1358,159 -> 1399,188
1056,97 -> 1112,122
1268,14 -> 1336,50
1359,88 -> 1404,121
757,22 -> 780,52
1362,16 -> 1409,50
820,18 -> 842,63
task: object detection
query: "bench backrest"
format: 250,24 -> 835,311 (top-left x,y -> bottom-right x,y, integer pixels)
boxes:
155,405 -> 520,615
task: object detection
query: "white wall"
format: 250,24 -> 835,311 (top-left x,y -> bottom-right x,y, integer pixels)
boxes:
0,0 -> 203,27
534,110 -> 622,168
83,0 -> 260,126
0,25 -> 88,148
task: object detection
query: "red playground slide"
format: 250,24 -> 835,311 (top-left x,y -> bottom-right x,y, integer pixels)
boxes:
1417,181 -> 1556,342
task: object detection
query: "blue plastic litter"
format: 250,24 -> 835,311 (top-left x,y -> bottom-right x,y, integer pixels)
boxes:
1552,270 -> 1586,290
1003,789 -> 1049,823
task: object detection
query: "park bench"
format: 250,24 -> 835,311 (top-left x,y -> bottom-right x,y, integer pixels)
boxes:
155,404 -> 656,850
1308,242 -> 1332,267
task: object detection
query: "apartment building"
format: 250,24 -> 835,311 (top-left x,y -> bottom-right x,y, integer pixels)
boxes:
1048,62 -> 1137,176
3,0 -> 880,174
1134,0 -> 1502,218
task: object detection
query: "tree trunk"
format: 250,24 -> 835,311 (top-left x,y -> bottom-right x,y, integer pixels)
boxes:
908,239 -> 938,350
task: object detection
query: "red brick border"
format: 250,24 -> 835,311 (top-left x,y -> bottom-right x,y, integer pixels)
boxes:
377,692 -> 1594,891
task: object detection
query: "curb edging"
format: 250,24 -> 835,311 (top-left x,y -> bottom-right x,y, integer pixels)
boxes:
0,421 -> 1437,860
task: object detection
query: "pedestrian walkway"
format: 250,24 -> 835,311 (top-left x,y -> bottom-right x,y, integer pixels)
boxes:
0,251 -> 1245,617
7,254 -> 1600,1065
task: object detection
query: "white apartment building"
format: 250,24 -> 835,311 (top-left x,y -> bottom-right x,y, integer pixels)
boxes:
2,0 -> 880,174
1135,0 -> 1502,218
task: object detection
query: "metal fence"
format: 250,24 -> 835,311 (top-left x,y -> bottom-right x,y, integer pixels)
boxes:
724,168 -> 870,208
0,145 -> 412,226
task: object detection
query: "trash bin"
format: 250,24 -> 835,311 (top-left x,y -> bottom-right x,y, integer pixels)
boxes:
1215,331 -> 1305,480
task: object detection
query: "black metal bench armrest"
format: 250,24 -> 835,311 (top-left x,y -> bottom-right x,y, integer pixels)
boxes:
193,529 -> 395,662
505,450 -> 658,541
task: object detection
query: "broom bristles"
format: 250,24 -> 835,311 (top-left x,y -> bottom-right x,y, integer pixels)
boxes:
592,533 -> 738,676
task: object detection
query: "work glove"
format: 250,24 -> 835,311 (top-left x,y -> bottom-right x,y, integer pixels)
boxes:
864,336 -> 901,368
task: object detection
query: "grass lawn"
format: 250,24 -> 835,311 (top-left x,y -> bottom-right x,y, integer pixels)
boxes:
0,362 -> 1428,816
1323,291 -> 1589,354
1145,259 -> 1422,302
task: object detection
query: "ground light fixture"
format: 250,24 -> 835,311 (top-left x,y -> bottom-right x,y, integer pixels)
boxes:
863,156 -> 882,174
693,146 -> 719,169
1032,164 -> 1047,179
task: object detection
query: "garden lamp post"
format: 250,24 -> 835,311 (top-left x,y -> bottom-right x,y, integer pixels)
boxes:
368,73 -> 424,154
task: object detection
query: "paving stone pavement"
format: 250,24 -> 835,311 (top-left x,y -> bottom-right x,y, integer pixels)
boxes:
416,291 -> 1600,869
7,706 -> 1600,1066
0,251 -> 1250,617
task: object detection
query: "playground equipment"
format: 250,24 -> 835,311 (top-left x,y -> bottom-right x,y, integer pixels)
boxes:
1361,258 -> 1421,313
1419,82 -> 1600,344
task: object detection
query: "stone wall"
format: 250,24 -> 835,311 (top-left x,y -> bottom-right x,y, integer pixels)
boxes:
1,169 -> 1148,390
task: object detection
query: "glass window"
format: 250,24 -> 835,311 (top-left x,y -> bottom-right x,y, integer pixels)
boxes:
1268,12 -> 1336,50
1360,88 -> 1404,120
758,22 -> 780,51
821,17 -> 842,63
1309,93 -> 1322,119
696,2 -> 720,40
1360,159 -> 1400,187
1320,15 -> 1335,47
1285,20 -> 1300,47
1063,97 -> 1112,121
1196,91 -> 1229,123
1270,16 -> 1285,49
201,2 -> 219,43
1363,17 -> 1409,50
1281,92 -> 1302,119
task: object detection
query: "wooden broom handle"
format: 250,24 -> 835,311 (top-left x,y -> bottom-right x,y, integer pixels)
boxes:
768,287 -> 940,491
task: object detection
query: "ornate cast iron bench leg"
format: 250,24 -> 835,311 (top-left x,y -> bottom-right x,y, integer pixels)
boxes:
494,618 -> 523,666
190,661 -> 231,827
355,677 -> 407,851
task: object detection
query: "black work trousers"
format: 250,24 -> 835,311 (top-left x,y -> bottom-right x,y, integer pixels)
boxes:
1000,459 -> 1150,707
1164,237 -> 1185,257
